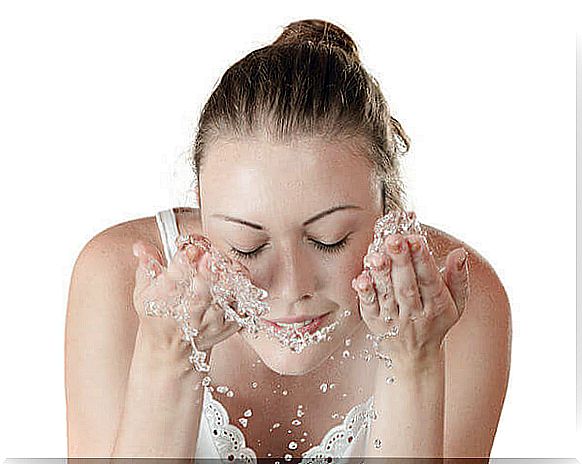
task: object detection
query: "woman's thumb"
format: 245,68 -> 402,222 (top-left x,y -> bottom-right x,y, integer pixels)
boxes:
133,240 -> 164,290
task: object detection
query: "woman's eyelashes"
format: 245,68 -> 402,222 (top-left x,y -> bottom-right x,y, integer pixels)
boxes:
228,234 -> 353,260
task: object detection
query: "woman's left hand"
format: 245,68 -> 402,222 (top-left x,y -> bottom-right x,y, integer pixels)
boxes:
352,233 -> 470,361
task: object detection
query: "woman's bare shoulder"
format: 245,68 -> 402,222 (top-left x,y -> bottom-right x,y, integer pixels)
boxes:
75,207 -> 202,271
421,222 -> 500,278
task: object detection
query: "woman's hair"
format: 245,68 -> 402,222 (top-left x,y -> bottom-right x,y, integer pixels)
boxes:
190,19 -> 411,213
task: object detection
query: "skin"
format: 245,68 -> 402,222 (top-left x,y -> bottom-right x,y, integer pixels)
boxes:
65,134 -> 511,458
198,136 -> 385,375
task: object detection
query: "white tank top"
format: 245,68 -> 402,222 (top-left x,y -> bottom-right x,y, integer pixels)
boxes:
155,208 -> 375,461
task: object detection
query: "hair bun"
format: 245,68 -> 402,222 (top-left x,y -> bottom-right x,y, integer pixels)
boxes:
272,19 -> 359,61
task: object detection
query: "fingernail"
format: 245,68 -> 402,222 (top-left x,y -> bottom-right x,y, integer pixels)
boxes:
407,236 -> 421,254
457,249 -> 468,270
387,235 -> 402,253
357,273 -> 371,291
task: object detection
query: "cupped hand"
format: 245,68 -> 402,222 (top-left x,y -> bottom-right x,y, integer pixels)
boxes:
132,237 -> 243,353
352,233 -> 469,360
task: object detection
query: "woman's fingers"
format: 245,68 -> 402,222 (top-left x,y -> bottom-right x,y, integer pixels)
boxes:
443,248 -> 469,318
352,270 -> 380,319
383,234 -> 423,319
365,252 -> 398,323
133,240 -> 163,293
405,234 -> 450,320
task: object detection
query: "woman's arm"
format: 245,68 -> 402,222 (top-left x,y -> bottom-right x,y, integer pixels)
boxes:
359,241 -> 510,460
111,326 -> 206,457
366,346 -> 446,457
65,225 -> 205,457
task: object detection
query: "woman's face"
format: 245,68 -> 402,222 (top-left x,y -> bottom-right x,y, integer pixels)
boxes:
199,137 -> 384,375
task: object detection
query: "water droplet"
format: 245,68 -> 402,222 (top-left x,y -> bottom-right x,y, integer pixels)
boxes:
342,393 -> 348,399
320,383 -> 328,393
303,431 -> 308,436
287,429 -> 292,434
251,382 -> 258,389
272,422 -> 281,429
297,409 -> 305,418
330,383 -> 335,390
374,438 -> 382,449
300,438 -> 306,443
201,376 -> 211,387
292,419 -> 301,426
343,309 -> 352,317
288,441 -> 298,450
238,418 -> 248,428
331,412 -> 339,419
244,409 -> 252,417
284,454 -> 293,461
282,390 -> 288,396
386,376 -> 396,384
226,390 -> 234,397
216,385 -> 228,394
345,338 -> 352,347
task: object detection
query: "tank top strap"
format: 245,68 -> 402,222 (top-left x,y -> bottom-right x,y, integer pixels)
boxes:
155,208 -> 180,265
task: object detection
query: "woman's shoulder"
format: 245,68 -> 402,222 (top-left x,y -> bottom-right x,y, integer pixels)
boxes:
421,222 -> 502,280
421,222 -> 510,325
74,207 -> 202,273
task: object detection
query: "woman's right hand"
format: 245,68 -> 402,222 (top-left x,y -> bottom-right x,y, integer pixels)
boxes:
131,238 -> 242,354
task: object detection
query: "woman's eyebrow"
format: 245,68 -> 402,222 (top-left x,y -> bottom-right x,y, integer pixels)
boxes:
211,204 -> 362,231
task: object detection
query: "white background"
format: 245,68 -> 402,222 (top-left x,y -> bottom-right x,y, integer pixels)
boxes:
0,0 -> 578,460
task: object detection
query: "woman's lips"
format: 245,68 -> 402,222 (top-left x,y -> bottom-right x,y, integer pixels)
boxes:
264,313 -> 330,335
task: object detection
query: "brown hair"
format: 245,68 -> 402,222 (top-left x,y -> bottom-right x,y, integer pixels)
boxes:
190,19 -> 411,213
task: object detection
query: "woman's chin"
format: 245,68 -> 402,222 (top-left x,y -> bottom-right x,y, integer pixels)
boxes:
250,340 -> 337,376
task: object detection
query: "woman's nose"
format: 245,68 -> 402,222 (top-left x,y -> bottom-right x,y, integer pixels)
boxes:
271,247 -> 316,304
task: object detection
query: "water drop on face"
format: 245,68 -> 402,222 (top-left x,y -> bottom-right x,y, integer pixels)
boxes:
272,422 -> 281,429
216,385 -> 228,394
284,454 -> 293,461
238,418 -> 248,428
300,438 -> 306,443
202,376 -> 211,387
345,338 -> 351,347
244,409 -> 252,417
386,376 -> 396,384
282,390 -> 288,396
297,409 -> 305,418
226,390 -> 234,397
329,383 -> 335,390
287,429 -> 292,434
251,382 -> 258,389
292,419 -> 301,426
331,412 -> 339,419
288,441 -> 298,450
303,431 -> 308,436
320,383 -> 328,393
374,438 -> 382,449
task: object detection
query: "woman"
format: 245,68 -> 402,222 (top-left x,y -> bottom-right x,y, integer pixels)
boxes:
64,19 -> 511,460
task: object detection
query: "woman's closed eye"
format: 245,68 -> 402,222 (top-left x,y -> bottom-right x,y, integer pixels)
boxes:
229,234 -> 352,260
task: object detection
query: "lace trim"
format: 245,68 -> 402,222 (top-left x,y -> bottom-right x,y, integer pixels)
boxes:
301,396 -> 375,462
202,386 -> 375,463
203,387 -> 257,463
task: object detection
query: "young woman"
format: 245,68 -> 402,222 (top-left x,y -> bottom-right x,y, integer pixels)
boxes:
64,19 -> 511,461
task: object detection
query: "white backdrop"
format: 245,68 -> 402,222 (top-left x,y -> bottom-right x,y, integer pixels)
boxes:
0,0 -> 578,460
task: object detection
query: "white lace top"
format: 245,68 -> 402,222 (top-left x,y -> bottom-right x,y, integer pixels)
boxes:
155,208 -> 376,462
194,386 -> 375,462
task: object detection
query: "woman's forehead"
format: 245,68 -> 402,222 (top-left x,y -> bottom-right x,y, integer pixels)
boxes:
200,138 -> 376,193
